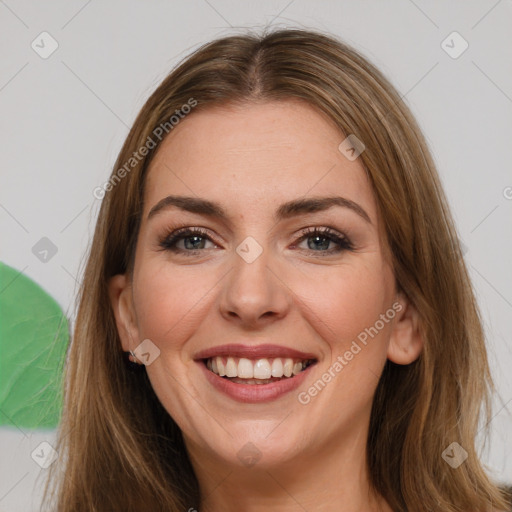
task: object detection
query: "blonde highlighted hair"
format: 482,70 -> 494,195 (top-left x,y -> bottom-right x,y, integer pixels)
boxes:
44,28 -> 510,511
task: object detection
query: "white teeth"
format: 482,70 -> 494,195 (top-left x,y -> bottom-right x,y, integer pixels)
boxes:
292,362 -> 303,375
225,357 -> 237,377
283,358 -> 293,377
238,358 -> 253,378
216,357 -> 226,377
207,356 -> 313,380
271,358 -> 283,377
253,359 -> 272,379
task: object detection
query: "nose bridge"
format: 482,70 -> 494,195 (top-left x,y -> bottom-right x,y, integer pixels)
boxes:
219,235 -> 290,325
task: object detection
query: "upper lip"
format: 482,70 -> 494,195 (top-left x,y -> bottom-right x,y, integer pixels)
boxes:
194,344 -> 318,361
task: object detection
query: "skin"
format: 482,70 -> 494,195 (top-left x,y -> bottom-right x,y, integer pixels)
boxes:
109,99 -> 423,512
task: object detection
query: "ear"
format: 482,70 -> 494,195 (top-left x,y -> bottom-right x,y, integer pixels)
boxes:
108,274 -> 140,352
387,292 -> 423,365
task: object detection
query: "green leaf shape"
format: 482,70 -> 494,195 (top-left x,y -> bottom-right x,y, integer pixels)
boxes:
0,261 -> 69,429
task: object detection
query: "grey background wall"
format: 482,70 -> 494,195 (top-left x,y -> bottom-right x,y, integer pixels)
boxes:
1,0 -> 511,509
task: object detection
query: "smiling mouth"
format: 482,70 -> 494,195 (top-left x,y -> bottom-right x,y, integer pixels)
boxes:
204,356 -> 317,385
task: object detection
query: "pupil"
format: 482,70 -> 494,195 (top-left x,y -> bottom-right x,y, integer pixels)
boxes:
185,236 -> 204,250
309,236 -> 329,251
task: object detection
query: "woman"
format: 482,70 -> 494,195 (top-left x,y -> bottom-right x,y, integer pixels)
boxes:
44,28 -> 511,511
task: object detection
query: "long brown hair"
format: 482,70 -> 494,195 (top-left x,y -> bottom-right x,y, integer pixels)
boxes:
43,27 -> 511,511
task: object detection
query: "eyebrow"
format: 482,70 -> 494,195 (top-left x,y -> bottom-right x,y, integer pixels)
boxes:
147,195 -> 372,224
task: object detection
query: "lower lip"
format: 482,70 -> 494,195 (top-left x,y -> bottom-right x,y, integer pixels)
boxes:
198,361 -> 315,403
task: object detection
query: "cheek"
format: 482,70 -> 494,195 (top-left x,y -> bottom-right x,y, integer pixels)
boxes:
131,260 -> 218,350
290,259 -> 393,353
291,263 -> 394,426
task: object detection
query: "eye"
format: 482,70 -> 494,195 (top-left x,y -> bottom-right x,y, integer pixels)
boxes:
293,227 -> 354,254
158,227 -> 217,254
158,226 -> 354,256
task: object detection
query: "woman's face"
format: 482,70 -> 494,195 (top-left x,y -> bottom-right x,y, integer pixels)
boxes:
111,99 -> 421,471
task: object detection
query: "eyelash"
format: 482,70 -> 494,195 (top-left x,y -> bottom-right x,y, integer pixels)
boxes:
158,226 -> 354,256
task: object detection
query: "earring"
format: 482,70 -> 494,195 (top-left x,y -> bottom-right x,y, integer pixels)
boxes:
125,350 -> 145,371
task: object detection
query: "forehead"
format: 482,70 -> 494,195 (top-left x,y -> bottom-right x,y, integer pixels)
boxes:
143,99 -> 377,223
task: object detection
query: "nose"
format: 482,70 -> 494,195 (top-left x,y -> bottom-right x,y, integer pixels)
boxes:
218,243 -> 291,329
